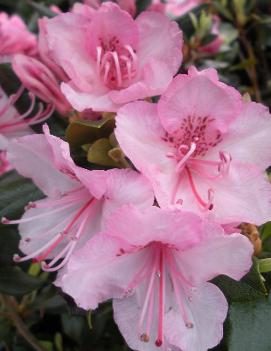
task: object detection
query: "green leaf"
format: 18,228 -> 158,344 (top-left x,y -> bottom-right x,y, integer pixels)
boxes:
54,333 -> 63,351
61,314 -> 86,344
259,258 -> 271,273
0,267 -> 43,296
39,341 -> 53,351
0,170 -> 43,220
213,258 -> 267,303
0,226 -> 19,266
66,117 -> 115,149
260,221 -> 271,242
227,294 -> 271,351
87,138 -> 120,167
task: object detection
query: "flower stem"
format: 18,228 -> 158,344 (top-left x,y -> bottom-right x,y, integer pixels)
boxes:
0,294 -> 46,351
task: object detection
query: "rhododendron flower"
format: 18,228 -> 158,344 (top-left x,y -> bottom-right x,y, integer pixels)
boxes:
166,0 -> 204,18
116,67 -> 271,225
84,0 -> 136,17
43,2 -> 183,112
57,205 -> 252,351
12,54 -> 72,116
3,125 -> 153,272
149,0 -> 204,18
198,16 -> 223,55
0,12 -> 37,62
0,86 -> 52,175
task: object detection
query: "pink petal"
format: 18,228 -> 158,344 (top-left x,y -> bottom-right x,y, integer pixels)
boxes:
109,60 -> 172,104
177,233 -> 253,286
43,124 -> 77,176
115,101 -> 177,200
18,191 -> 98,258
61,82 -> 118,112
86,2 -> 139,58
209,101 -> 271,170
166,0 -> 203,18
101,169 -> 154,219
7,134 -> 77,197
0,12 -> 37,56
45,12 -> 98,92
105,205 -> 204,249
56,233 -> 148,309
172,161 -> 271,225
158,69 -> 242,134
136,11 -> 183,74
113,293 -> 160,351
38,18 -> 68,82
164,283 -> 227,351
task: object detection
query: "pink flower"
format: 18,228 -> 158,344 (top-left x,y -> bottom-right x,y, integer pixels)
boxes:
0,151 -> 10,174
38,17 -> 69,83
147,0 -> 166,14
165,0 -> 204,18
115,67 -> 271,225
84,0 -> 136,17
198,16 -> 223,55
44,3 -> 183,112
0,12 -> 37,62
0,86 -> 52,174
57,205 -> 252,351
3,125 -> 154,272
12,54 -> 72,116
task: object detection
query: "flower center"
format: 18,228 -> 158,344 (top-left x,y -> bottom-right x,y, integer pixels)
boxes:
123,243 -> 195,348
96,36 -> 137,89
2,188 -> 95,271
164,116 -> 231,210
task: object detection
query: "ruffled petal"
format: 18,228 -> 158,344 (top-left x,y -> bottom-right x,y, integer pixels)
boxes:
136,11 -> 182,74
56,233 -> 148,310
115,101 -> 178,202
61,82 -> 118,112
158,69 -> 242,134
164,283 -> 227,351
7,134 -> 77,197
176,233 -> 253,285
209,101 -> 271,170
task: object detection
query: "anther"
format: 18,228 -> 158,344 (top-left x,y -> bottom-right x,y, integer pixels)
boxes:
176,199 -> 183,205
13,254 -> 21,262
1,217 -> 10,224
185,322 -> 194,329
140,333 -> 150,343
155,339 -> 163,347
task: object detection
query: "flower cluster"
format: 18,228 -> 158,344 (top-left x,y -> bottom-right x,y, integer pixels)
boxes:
1,1 -> 271,351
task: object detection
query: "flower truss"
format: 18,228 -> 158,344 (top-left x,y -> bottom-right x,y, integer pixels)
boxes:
1,2 -> 271,351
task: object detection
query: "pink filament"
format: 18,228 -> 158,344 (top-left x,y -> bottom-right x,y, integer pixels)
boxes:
96,44 -> 137,89
0,88 -> 53,132
156,249 -> 165,347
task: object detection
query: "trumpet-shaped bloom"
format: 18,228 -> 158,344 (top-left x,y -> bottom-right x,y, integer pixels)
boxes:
44,2 -> 183,112
0,12 -> 37,62
115,67 -> 271,225
12,54 -> 72,116
0,86 -> 52,174
4,125 -> 154,272
57,205 -> 252,351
